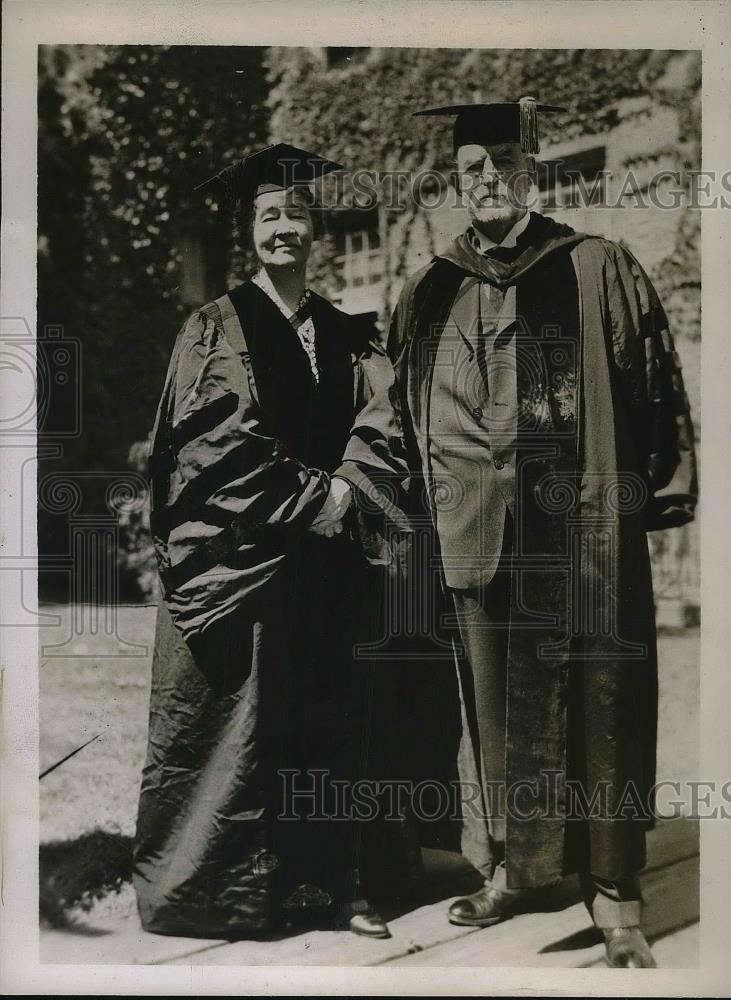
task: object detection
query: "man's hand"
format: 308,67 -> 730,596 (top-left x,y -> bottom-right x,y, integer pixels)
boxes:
309,477 -> 352,537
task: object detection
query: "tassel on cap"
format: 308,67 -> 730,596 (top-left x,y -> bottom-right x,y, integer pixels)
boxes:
414,100 -> 566,153
519,96 -> 540,155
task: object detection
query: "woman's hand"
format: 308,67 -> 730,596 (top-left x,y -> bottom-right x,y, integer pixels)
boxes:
309,477 -> 352,537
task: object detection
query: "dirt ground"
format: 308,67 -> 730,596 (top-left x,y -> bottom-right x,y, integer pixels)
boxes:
39,604 -> 700,845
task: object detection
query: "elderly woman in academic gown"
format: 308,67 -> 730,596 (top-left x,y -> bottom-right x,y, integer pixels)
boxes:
133,144 -> 409,941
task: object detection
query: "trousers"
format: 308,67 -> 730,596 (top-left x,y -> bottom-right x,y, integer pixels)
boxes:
449,514 -> 643,928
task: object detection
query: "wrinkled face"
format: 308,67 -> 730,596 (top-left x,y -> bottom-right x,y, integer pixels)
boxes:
252,188 -> 314,268
456,141 -> 534,228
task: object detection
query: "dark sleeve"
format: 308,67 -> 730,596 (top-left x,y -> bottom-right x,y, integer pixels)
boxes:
170,309 -> 330,534
149,309 -> 332,634
333,293 -> 413,533
334,352 -> 411,532
323,292 -> 415,578
608,245 -> 698,531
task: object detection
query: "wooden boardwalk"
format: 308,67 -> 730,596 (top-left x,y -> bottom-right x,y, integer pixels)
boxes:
41,817 -> 698,968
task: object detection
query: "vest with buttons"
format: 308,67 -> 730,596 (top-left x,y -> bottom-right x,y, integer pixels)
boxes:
427,277 -> 518,588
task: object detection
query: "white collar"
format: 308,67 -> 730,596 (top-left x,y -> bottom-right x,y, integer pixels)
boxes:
252,269 -> 308,319
469,210 -> 531,252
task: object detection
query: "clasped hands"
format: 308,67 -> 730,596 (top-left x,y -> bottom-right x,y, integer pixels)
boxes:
309,476 -> 352,537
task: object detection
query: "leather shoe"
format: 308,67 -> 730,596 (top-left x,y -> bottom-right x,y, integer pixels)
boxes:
448,881 -> 526,928
337,898 -> 391,939
281,883 -> 334,916
603,926 -> 657,968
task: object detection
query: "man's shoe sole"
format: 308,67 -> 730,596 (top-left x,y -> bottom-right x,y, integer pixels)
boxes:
350,925 -> 392,939
448,912 -> 506,928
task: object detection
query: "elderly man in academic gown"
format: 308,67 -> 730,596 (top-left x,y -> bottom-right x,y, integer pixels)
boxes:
335,97 -> 698,968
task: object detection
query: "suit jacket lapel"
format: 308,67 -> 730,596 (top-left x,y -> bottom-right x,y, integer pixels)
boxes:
448,277 -> 480,345
449,276 -> 515,343
497,284 -> 517,335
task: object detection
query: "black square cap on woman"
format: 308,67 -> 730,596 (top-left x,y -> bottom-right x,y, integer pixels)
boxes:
195,142 -> 344,209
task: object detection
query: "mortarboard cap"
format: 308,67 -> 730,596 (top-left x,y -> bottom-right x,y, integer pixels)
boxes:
194,142 -> 344,209
414,96 -> 565,155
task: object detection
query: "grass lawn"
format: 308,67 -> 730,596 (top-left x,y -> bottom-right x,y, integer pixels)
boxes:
39,603 -> 700,845
40,604 -> 156,843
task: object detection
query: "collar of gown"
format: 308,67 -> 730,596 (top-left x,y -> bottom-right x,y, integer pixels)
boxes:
436,212 -> 587,289
468,210 -> 531,253
251,269 -> 309,320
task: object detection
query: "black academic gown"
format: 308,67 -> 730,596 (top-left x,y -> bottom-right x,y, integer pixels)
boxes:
134,281 -> 409,938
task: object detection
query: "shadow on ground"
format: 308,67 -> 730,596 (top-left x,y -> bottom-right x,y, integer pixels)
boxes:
40,829 -> 134,929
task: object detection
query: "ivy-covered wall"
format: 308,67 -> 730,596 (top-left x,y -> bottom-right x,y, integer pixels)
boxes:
267,49 -> 699,320
267,47 -> 701,618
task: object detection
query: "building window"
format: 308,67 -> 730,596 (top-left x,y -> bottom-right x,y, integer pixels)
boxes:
336,227 -> 383,287
332,210 -> 385,313
538,145 -> 610,237
538,146 -> 607,211
325,47 -> 370,70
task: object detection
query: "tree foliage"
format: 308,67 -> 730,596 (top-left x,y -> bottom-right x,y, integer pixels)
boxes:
38,45 -> 269,594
